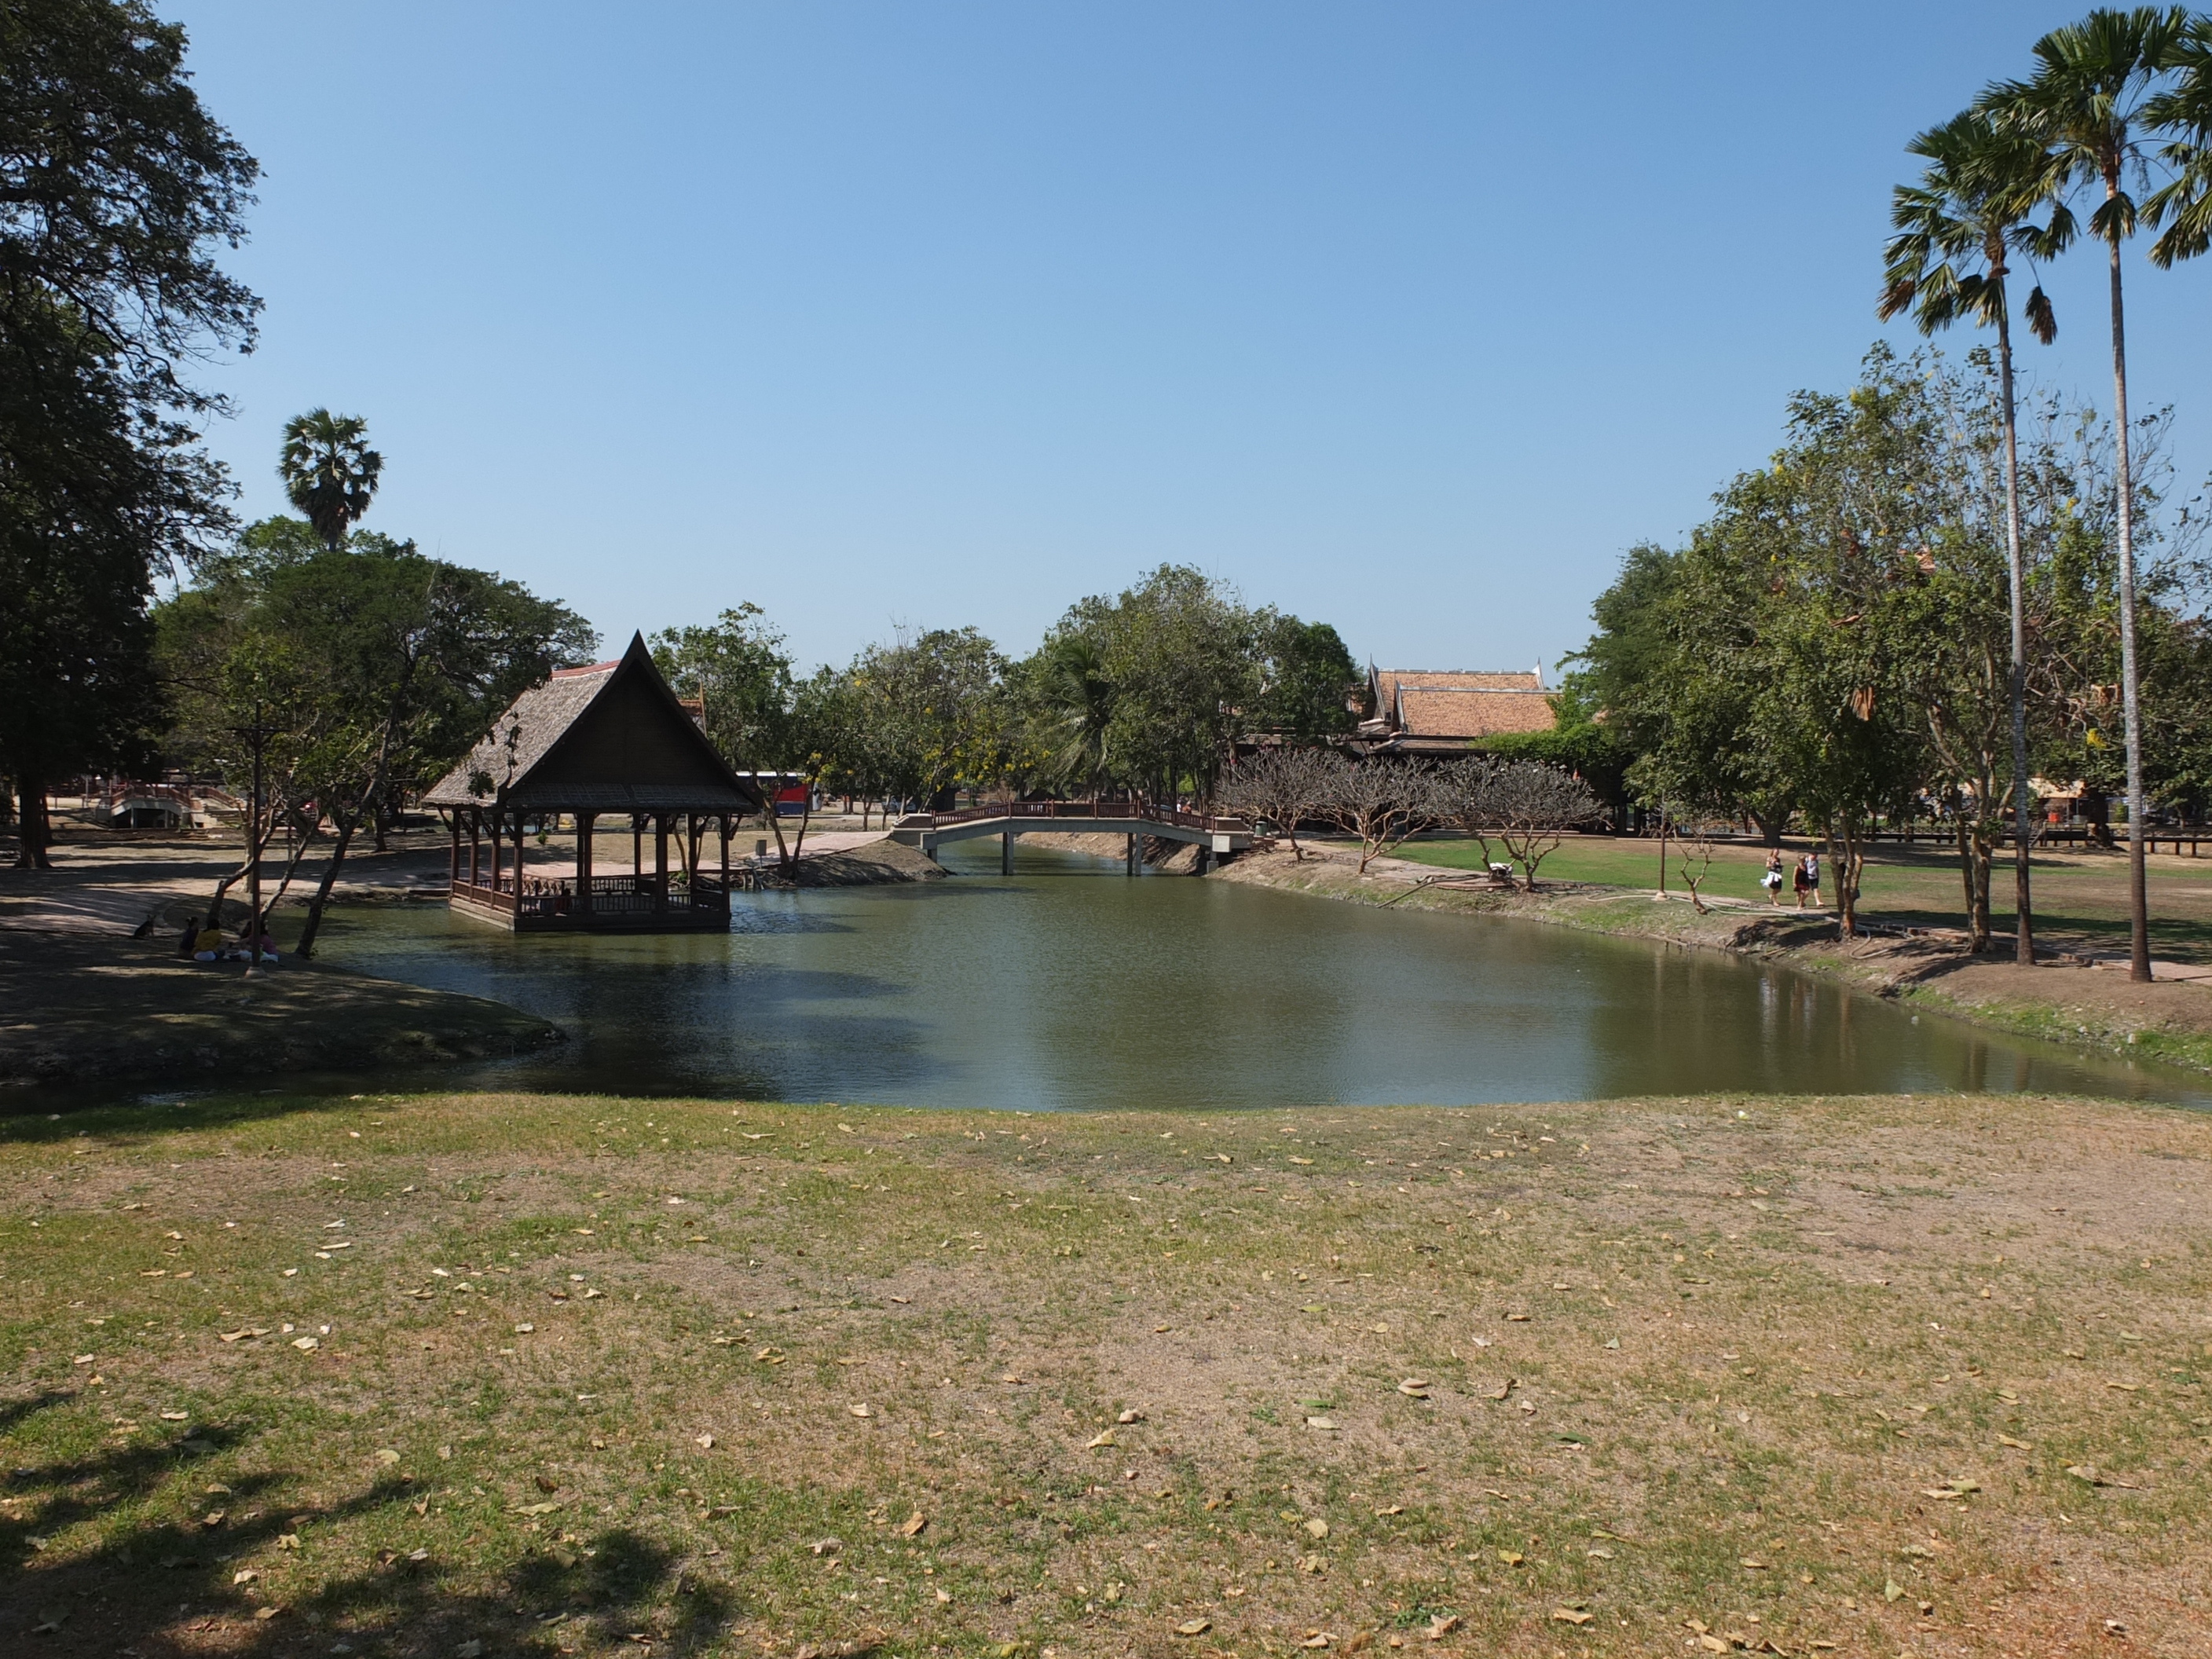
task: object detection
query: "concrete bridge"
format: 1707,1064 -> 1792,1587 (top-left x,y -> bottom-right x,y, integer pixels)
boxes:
889,800 -> 1255,874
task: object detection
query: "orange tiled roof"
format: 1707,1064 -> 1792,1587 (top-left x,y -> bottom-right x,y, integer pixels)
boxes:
1368,669 -> 1555,740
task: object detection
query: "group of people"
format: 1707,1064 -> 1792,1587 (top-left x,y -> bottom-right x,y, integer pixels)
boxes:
1760,849 -> 1822,908
177,919 -> 280,965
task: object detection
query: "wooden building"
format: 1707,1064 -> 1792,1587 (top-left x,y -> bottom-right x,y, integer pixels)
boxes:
1353,666 -> 1557,756
423,633 -> 763,932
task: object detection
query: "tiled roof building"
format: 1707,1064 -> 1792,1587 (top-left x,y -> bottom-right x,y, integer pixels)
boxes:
1356,666 -> 1557,753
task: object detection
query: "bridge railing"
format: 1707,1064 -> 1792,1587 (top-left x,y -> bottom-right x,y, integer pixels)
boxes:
893,800 -> 1251,834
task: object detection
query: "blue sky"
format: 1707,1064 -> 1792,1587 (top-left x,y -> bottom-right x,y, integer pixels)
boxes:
166,2 -> 2212,678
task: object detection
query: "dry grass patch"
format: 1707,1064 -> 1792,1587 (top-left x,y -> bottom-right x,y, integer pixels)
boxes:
2,1090 -> 2209,1657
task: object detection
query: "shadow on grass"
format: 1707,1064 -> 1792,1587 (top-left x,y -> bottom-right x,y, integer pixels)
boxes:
0,1397 -> 742,1658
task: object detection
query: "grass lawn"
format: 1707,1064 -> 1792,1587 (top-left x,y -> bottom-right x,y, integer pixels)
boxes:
4,1090 -> 2209,1657
1387,835 -> 2212,964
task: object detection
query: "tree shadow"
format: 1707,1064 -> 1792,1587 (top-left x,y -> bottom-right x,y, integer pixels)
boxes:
0,1394 -> 740,1657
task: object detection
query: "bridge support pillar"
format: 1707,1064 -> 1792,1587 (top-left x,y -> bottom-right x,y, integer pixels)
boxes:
1001,830 -> 1013,876
1126,833 -> 1139,877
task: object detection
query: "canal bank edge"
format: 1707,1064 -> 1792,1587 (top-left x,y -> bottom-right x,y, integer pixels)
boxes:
1210,846 -> 2212,1077
0,925 -> 562,1093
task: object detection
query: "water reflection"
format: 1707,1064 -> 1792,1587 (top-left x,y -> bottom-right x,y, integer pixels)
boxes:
299,840 -> 2210,1111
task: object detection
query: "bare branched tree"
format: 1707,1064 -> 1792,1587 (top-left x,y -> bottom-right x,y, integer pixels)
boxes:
1475,760 -> 1602,891
1219,746 -> 1346,859
1313,760 -> 1445,872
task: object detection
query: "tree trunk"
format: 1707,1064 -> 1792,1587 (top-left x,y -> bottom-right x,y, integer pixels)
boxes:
1996,302 -> 2035,966
1749,809 -> 1784,850
2107,223 -> 2151,981
13,775 -> 53,869
293,812 -> 359,960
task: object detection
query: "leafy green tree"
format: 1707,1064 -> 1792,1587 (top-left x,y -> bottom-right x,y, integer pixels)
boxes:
1881,107 -> 2062,961
278,409 -> 382,551
650,604 -> 794,777
1053,566 -> 1261,805
159,516 -> 595,953
0,0 -> 259,865
1983,4 -> 2192,980
1249,615 -> 1359,738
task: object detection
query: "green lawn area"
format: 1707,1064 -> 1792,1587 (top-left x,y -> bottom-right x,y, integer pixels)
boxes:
1386,834 -> 2212,963
3,1089 -> 2207,1657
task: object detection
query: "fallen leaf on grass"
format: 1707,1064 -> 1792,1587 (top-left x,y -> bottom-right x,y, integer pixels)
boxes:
1086,1428 -> 1116,1448
1306,1415 -> 1339,1432
512,1323 -> 534,1335
1740,1557 -> 1768,1569
374,1448 -> 401,1466
1397,1379 -> 1430,1398
1551,1608 -> 1594,1625
848,1404 -> 872,1419
1304,1518 -> 1330,1539
513,1501 -> 559,1518
695,1434 -> 715,1449
1375,1504 -> 1404,1517
1496,1550 -> 1524,1566
1884,1579 -> 1905,1602
898,1511 -> 927,1536
218,1328 -> 269,1342
233,1569 -> 257,1585
159,1410 -> 188,1421
2066,1464 -> 2142,1489
1175,1619 -> 1212,1637
253,1607 -> 281,1624
1998,1435 -> 2034,1451
755,1346 -> 785,1364
1485,1379 -> 1515,1401
1117,1408 -> 1145,1423
291,1337 -> 318,1351
1426,1614 -> 1459,1638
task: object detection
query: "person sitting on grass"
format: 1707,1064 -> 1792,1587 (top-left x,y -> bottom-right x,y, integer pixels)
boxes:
190,921 -> 224,961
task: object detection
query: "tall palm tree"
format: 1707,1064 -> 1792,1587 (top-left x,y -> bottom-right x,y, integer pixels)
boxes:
278,408 -> 382,552
2145,15 -> 2212,265
1880,108 -> 2061,965
1983,5 -> 2191,983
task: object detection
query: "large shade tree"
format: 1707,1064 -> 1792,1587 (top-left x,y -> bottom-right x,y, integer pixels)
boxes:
0,0 -> 259,865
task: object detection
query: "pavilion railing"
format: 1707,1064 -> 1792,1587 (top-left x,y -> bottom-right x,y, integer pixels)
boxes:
511,872 -> 731,920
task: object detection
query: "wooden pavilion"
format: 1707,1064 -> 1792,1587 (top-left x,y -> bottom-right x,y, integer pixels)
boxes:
423,633 -> 764,932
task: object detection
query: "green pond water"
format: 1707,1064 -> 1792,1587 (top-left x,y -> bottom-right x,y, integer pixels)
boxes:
298,840 -> 2209,1111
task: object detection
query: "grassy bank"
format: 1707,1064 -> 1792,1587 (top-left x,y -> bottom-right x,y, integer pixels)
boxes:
3,1089 -> 2207,1657
1222,847 -> 2212,1078
0,926 -> 561,1091
1388,834 -> 2212,965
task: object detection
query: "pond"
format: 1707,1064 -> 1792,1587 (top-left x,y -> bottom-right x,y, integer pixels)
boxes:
306,840 -> 2210,1111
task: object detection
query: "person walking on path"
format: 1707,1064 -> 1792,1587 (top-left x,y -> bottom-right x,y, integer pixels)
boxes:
1797,851 -> 1823,909
1761,851 -> 1785,903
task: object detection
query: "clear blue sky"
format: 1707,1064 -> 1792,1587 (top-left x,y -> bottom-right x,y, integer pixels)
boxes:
166,2 -> 2212,678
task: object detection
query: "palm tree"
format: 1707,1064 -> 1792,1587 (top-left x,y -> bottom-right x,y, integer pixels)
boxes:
1880,108 -> 2061,965
1982,5 -> 2191,983
1034,632 -> 1115,794
2145,15 -> 2212,265
278,408 -> 383,551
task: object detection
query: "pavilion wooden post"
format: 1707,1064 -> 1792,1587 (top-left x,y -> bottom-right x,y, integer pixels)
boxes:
489,808 -> 504,892
515,813 -> 527,900
632,814 -> 643,884
718,815 -> 731,899
468,808 -> 482,888
576,811 -> 596,915
449,813 -> 460,887
654,815 -> 669,914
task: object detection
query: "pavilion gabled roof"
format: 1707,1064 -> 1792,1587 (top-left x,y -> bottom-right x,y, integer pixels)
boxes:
423,633 -> 762,815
